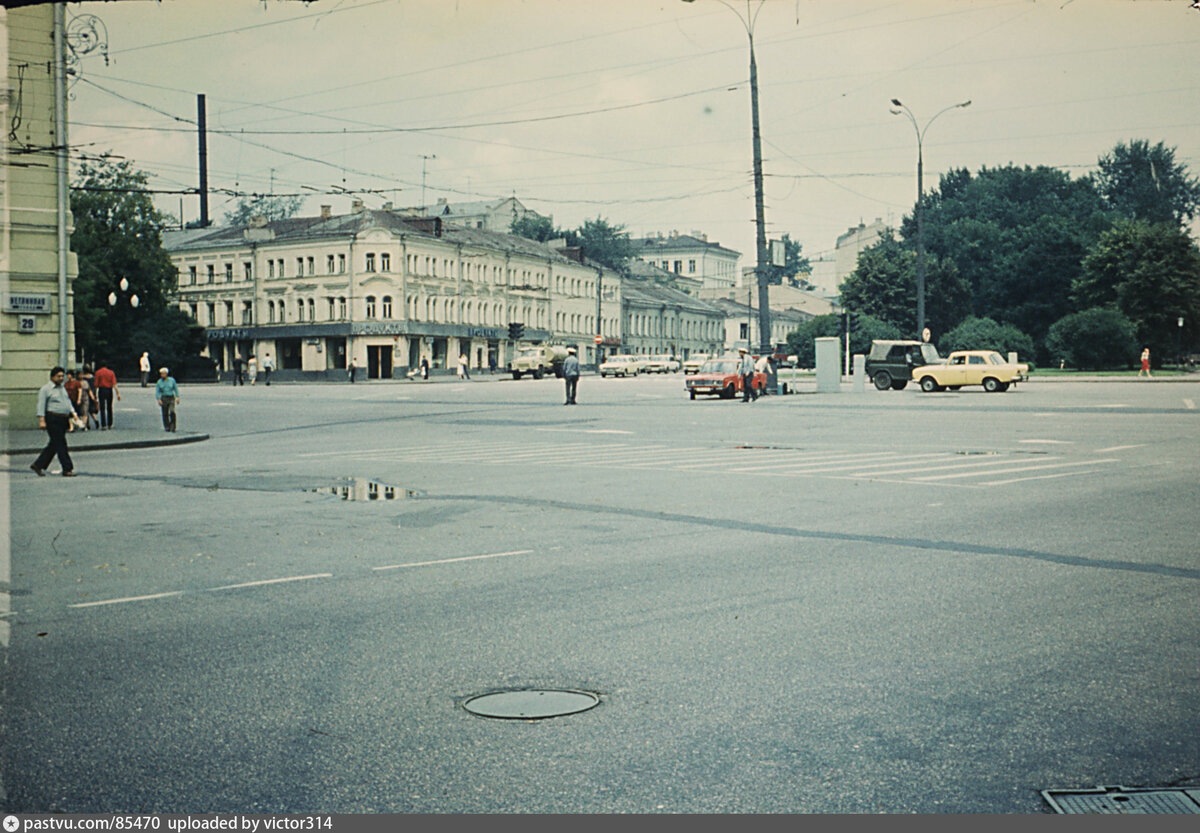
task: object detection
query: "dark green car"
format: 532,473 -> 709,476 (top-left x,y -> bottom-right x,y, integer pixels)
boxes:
864,340 -> 943,390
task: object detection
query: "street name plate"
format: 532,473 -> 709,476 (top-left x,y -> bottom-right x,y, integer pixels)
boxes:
4,293 -> 52,314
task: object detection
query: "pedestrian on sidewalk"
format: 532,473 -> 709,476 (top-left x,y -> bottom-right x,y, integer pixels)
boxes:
1139,346 -> 1152,378
247,355 -> 258,385
458,352 -> 470,380
738,347 -> 758,403
563,346 -> 580,405
262,352 -> 275,386
421,357 -> 430,380
155,367 -> 180,432
31,366 -> 76,477
139,352 -> 151,387
93,359 -> 121,429
348,359 -> 357,383
233,355 -> 245,386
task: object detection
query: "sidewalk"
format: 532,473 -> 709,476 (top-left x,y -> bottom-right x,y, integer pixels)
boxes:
3,427 -> 209,457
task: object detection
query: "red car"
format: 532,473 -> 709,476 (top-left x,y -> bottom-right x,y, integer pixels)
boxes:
684,357 -> 767,400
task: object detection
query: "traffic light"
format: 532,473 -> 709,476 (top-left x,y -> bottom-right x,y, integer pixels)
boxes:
508,322 -> 524,341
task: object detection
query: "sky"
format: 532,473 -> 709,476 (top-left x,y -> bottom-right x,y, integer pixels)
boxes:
67,0 -> 1200,290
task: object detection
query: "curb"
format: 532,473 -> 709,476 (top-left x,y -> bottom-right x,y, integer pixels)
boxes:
3,432 -> 210,456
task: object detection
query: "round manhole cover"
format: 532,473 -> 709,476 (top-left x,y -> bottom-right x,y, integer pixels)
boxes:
463,689 -> 599,719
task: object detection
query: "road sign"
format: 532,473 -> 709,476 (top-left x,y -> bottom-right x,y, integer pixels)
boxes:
594,335 -> 602,344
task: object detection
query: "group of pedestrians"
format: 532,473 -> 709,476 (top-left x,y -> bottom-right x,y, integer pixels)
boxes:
230,353 -> 273,385
60,361 -> 121,430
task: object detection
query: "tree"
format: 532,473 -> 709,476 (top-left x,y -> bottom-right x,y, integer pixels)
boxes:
837,228 -> 970,339
763,234 -> 811,286
574,216 -> 634,272
1074,219 -> 1200,363
1045,308 -> 1139,370
1094,139 -> 1200,227
223,193 -> 304,227
71,157 -> 209,378
785,312 -> 901,371
510,214 -> 560,242
938,316 -> 1035,361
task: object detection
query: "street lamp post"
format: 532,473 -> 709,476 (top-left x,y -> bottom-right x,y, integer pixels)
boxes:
889,98 -> 970,340
684,0 -> 771,358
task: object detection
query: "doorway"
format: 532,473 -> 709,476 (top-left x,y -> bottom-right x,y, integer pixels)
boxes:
367,345 -> 393,379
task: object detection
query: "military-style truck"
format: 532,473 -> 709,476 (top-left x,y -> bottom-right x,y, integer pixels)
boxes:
509,344 -> 569,379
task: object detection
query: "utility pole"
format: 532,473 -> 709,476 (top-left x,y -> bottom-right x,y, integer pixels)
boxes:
54,3 -> 70,365
197,93 -> 209,227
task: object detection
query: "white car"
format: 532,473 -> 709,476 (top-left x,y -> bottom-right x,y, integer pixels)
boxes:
645,354 -> 681,373
682,354 -> 709,374
599,355 -> 640,377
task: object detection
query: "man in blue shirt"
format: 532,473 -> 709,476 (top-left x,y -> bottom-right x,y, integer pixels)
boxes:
155,367 -> 181,432
32,366 -> 76,476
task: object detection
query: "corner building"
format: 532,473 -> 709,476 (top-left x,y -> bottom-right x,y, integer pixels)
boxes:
164,207 -> 622,379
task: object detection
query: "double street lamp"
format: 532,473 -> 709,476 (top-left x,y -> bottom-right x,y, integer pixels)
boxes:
890,98 -> 970,340
108,276 -> 139,309
683,0 -> 771,356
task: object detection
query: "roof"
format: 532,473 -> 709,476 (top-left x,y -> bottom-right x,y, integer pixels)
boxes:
621,278 -> 724,315
631,234 -> 740,258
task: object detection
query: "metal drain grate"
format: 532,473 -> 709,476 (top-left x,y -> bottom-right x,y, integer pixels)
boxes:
1042,785 -> 1200,814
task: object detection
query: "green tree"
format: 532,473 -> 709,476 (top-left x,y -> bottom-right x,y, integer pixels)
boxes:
763,233 -> 811,286
574,216 -> 634,272
1044,308 -> 1139,370
785,312 -> 901,371
938,316 -> 1035,361
1094,139 -> 1200,226
838,229 -> 970,339
1074,219 -> 1200,363
510,214 -> 560,242
71,157 -> 208,378
223,193 -> 304,227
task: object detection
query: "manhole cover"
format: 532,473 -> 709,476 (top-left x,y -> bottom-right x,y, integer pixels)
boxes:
1042,786 -> 1200,814
463,689 -> 599,720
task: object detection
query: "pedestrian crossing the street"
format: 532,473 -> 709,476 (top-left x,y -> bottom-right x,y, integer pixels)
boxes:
304,440 -> 1121,488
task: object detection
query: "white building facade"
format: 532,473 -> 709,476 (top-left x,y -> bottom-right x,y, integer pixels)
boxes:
165,208 -> 621,379
630,232 -> 740,292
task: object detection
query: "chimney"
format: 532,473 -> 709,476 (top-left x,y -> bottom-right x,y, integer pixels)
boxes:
249,215 -> 268,228
382,202 -> 393,211
351,199 -> 365,214
320,205 -> 331,220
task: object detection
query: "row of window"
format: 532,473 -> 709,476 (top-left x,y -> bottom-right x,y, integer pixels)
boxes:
660,259 -> 698,275
627,313 -> 721,340
183,252 -> 566,286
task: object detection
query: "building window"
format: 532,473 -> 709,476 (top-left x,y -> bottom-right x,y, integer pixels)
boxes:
338,297 -> 347,319
242,302 -> 252,325
382,296 -> 392,318
206,264 -> 215,283
206,302 -> 216,324
307,257 -> 315,276
674,260 -> 682,273
338,254 -> 346,273
268,261 -> 275,278
327,254 -> 335,274
224,301 -> 234,323
297,258 -> 304,276
225,263 -> 233,282
189,266 -> 197,285
243,262 -> 252,281
688,259 -> 696,273
365,295 -> 377,318
380,252 -> 391,272
327,297 -> 335,319
307,298 -> 315,321
365,253 -> 376,273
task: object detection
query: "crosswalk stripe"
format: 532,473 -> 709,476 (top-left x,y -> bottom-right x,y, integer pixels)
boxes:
910,458 -> 1118,481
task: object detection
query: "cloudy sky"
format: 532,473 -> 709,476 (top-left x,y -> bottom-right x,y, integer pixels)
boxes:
68,0 -> 1200,285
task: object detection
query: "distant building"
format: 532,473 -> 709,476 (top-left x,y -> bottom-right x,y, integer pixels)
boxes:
706,297 -> 810,354
835,218 -> 889,287
163,206 -> 622,378
401,196 -> 542,234
620,261 -> 725,359
630,231 -> 740,292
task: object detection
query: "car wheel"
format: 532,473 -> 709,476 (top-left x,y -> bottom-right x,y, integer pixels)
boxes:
511,371 -> 521,380
689,390 -> 696,400
890,380 -> 908,391
948,385 -> 961,391
533,368 -> 544,380
920,376 -> 940,393
873,371 -> 893,391
997,381 -> 1011,392
983,377 -> 1001,392
722,383 -> 735,399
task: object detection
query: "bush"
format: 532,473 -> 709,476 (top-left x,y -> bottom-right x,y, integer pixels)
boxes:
1044,307 -> 1139,370
938,316 -> 1035,361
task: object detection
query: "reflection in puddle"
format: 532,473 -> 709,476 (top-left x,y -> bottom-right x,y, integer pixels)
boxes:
305,479 -> 420,501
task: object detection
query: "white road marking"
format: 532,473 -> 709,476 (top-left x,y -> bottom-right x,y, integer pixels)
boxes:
1184,399 -> 1195,410
69,591 -> 185,609
847,456 -> 1031,477
537,428 -> 635,435
911,458 -> 1118,482
1096,444 -> 1144,453
372,549 -> 533,571
980,469 -> 1104,486
207,573 -> 332,592
1019,439 -> 1072,444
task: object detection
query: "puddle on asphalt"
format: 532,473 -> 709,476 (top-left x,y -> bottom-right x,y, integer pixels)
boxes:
304,478 -> 423,501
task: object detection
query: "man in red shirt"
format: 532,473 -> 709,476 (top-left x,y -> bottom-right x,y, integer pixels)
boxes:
92,360 -> 121,430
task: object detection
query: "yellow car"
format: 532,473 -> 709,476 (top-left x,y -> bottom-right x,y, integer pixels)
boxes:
912,350 -> 1029,393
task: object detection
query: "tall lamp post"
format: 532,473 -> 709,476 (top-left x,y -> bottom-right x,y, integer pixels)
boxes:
683,0 -> 771,358
889,98 -> 970,340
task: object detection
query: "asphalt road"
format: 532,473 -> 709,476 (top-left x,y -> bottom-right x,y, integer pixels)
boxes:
3,373 -> 1199,813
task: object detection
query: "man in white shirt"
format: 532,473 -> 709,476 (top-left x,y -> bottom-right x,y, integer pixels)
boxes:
31,366 -> 77,476
738,347 -> 758,403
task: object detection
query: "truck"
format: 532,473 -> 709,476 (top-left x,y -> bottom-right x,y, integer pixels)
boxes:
509,344 -> 569,380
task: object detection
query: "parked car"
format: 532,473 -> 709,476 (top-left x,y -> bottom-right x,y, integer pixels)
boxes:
645,354 -> 681,373
684,357 -> 767,400
599,355 -> 640,377
912,350 -> 1029,392
864,340 -> 943,391
682,354 -> 709,374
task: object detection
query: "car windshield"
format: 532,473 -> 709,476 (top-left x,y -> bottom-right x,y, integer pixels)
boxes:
701,360 -> 737,373
517,349 -> 540,359
608,357 -> 630,364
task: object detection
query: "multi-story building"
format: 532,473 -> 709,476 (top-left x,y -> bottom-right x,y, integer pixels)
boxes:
164,206 -> 621,379
835,218 -> 889,288
620,261 -> 725,359
402,196 -> 542,234
708,297 -> 811,354
630,231 -> 740,292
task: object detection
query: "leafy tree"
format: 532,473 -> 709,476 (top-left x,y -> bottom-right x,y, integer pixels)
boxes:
574,216 -> 634,272
1094,139 -> 1200,226
223,193 -> 304,227
71,157 -> 208,378
1074,219 -> 1200,362
837,228 -> 970,339
763,233 -> 811,286
510,214 -> 560,242
785,312 -> 901,371
906,164 -> 1111,353
1044,308 -> 1139,370
938,316 -> 1035,361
